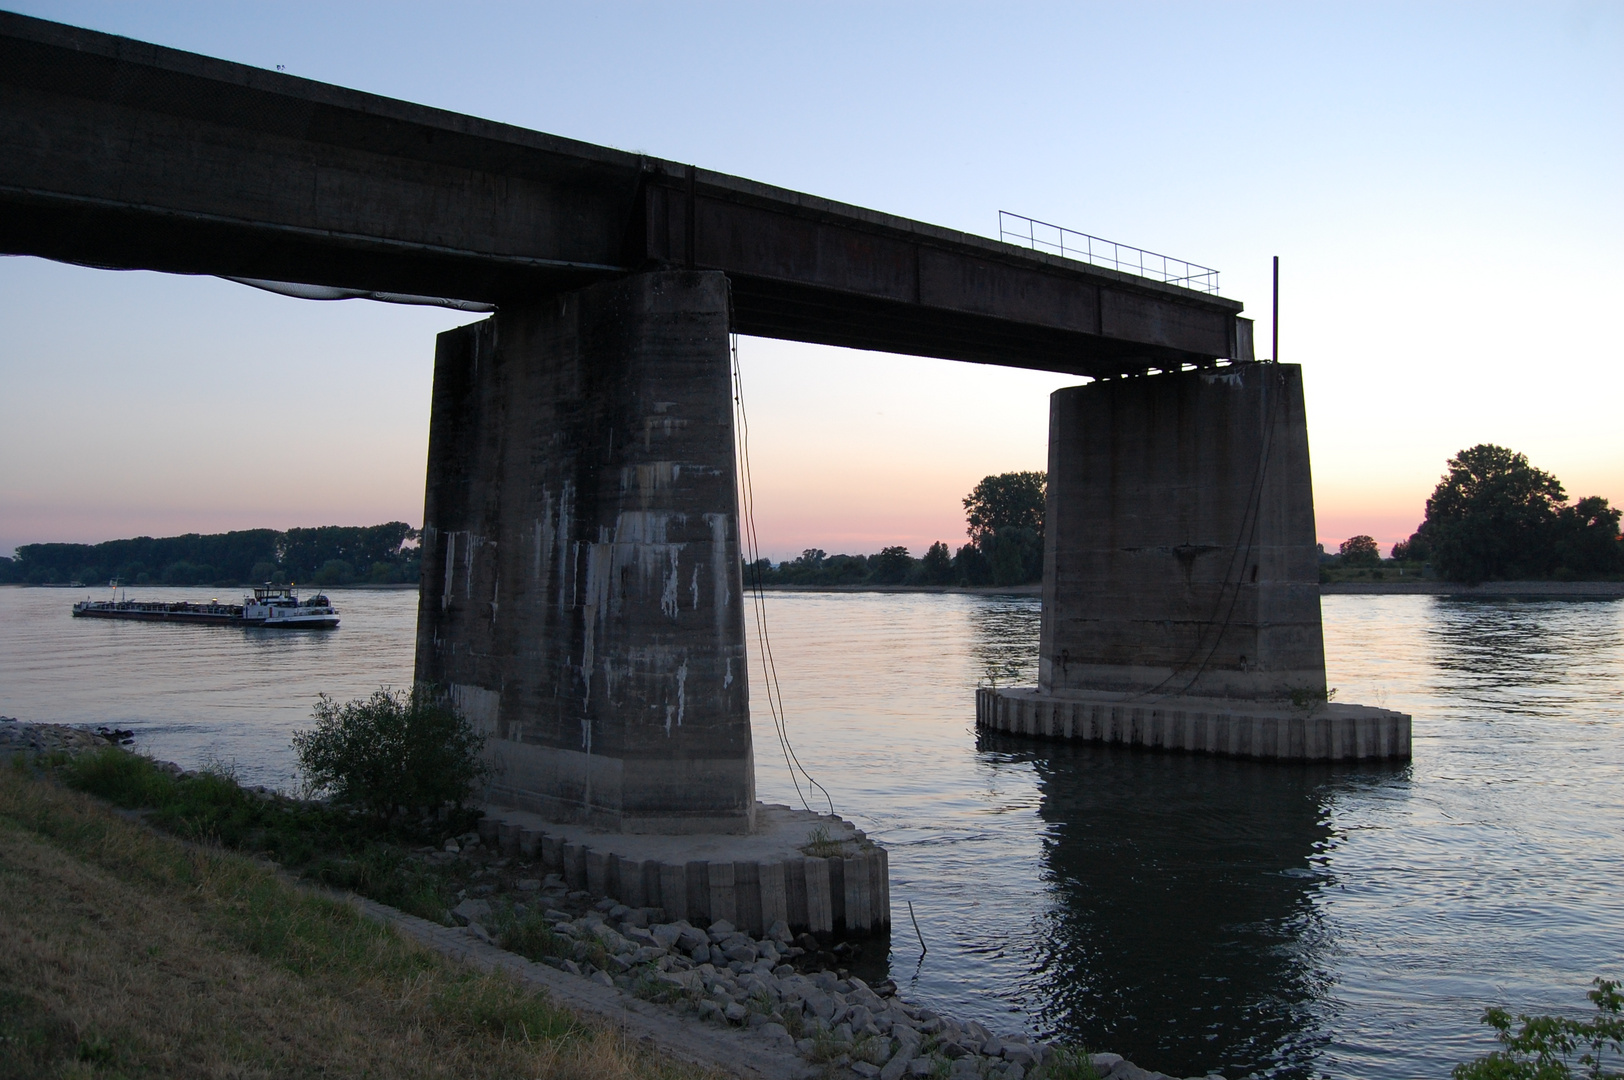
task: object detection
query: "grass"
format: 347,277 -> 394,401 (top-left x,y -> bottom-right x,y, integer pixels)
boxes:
52,747 -> 463,923
0,757 -> 717,1079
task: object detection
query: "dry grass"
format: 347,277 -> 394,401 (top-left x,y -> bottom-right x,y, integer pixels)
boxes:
0,762 -> 719,1080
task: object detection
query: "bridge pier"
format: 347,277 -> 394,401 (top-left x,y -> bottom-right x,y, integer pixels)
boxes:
981,362 -> 1410,760
414,270 -> 757,833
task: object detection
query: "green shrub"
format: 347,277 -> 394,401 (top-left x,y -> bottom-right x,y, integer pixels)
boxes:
293,687 -> 487,824
1454,978 -> 1623,1080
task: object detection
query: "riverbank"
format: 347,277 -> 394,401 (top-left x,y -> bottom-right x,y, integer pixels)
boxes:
1,725 -> 1202,1080
0,754 -> 709,1080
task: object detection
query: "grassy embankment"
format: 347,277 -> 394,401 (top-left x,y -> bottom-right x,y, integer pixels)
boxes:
0,754 -> 714,1079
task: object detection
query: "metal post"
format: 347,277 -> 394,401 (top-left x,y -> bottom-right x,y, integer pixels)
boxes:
1272,255 -> 1279,363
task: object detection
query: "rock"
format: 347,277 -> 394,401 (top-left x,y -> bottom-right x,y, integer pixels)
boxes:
443,839 -> 460,853
1003,1043 -> 1038,1067
833,1022 -> 855,1044
516,878 -> 541,891
1100,1064 -> 1164,1080
650,923 -> 683,950
1003,1065 -> 1024,1080
707,919 -> 737,939
1090,1053 -> 1124,1074
464,922 -> 491,943
768,919 -> 793,943
697,1000 -> 724,1023
880,1054 -> 912,1080
965,1021 -> 992,1043
907,1059 -> 935,1078
856,1036 -> 893,1065
676,925 -> 710,953
724,943 -> 757,964
847,1005 -> 874,1032
591,970 -> 614,988
774,964 -> 796,978
852,1064 -> 882,1079
724,1001 -> 748,1024
982,1038 -> 1005,1057
940,1040 -> 970,1059
561,959 -> 582,976
450,898 -> 492,925
949,1059 -> 980,1079
758,1021 -> 792,1046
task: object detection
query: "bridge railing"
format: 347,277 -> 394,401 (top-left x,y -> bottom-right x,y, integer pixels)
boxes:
998,211 -> 1221,295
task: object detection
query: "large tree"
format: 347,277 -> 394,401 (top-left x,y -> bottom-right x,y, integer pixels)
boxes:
962,472 -> 1046,548
1417,444 -> 1567,582
962,471 -> 1046,585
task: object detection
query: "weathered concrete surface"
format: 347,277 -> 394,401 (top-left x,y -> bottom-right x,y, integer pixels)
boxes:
414,271 -> 754,833
0,10 -> 1246,377
978,686 -> 1411,762
1040,363 -> 1326,701
479,803 -> 891,935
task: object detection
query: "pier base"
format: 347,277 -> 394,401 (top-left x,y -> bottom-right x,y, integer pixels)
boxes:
478,802 -> 890,936
978,686 -> 1410,761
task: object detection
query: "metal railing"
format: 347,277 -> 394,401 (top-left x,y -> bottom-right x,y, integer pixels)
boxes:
998,211 -> 1221,295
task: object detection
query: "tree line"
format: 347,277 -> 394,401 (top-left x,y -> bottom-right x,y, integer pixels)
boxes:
0,523 -> 421,587
747,471 -> 1047,588
1345,444 -> 1622,583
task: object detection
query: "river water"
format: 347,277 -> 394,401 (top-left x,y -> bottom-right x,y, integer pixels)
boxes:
2,584 -> 1620,1079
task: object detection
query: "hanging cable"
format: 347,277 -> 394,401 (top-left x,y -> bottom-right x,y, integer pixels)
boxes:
726,305 -> 834,815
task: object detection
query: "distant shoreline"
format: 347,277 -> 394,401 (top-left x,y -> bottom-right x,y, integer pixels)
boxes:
9,580 -> 1620,599
1320,580 -> 1624,598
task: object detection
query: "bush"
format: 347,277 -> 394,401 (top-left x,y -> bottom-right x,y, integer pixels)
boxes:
1454,978 -> 1623,1079
293,687 -> 487,823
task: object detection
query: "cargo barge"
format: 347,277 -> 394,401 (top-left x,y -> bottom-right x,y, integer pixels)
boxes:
72,585 -> 339,628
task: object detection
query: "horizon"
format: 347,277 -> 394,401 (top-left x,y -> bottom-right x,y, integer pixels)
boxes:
2,3 -> 1620,561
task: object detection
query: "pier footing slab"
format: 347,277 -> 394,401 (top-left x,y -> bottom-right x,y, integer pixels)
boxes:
477,802 -> 890,937
978,686 -> 1411,761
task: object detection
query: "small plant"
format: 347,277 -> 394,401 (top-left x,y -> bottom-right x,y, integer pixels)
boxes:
802,824 -> 844,858
488,903 -> 570,963
1453,978 -> 1624,1080
1035,1046 -> 1103,1080
1288,685 -> 1337,710
293,686 -> 487,824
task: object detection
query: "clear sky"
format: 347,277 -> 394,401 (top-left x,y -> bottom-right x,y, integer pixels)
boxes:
1,1 -> 1620,561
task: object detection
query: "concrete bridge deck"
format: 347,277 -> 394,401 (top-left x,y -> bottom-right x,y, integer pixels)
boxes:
0,10 -> 1245,378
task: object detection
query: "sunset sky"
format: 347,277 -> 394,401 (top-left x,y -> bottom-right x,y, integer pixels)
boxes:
2,2 -> 1620,561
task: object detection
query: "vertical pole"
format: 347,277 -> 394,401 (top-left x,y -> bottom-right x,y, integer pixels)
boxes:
1272,255 -> 1279,363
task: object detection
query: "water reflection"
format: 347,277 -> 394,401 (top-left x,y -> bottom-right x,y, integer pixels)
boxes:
966,595 -> 1416,1079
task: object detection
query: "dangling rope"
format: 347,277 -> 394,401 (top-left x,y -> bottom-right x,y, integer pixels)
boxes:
728,321 -> 834,816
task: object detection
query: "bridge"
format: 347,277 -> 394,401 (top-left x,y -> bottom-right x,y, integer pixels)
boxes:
1,11 -> 1406,934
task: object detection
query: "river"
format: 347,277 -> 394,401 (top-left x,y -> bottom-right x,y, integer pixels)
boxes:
2,584 -> 1620,1079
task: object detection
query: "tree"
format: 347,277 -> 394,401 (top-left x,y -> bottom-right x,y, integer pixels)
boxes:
870,545 -> 913,585
1420,445 -> 1567,583
1552,497 -> 1624,579
963,472 -> 1046,549
1339,535 -> 1381,566
919,541 -> 953,585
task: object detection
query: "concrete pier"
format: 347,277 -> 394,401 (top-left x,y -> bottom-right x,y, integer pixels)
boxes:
983,362 -> 1411,759
415,271 -> 756,833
